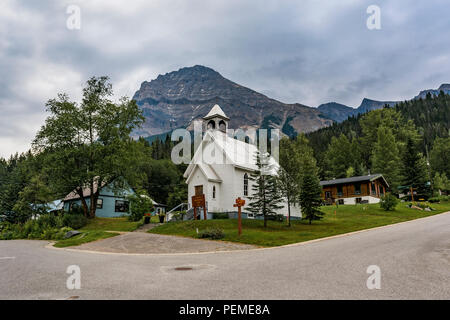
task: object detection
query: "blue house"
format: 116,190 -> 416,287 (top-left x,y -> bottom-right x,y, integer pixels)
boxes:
63,180 -> 166,218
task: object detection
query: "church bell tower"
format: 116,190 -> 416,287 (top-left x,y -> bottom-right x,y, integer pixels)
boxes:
202,104 -> 229,133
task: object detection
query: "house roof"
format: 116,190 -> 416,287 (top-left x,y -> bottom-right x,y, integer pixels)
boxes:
203,104 -> 230,120
320,174 -> 389,187
64,179 -> 106,201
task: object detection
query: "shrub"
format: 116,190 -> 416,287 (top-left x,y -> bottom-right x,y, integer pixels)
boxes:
198,228 -> 225,240
380,193 -> 399,211
127,192 -> 153,222
212,212 -> 229,220
171,211 -> 187,221
62,213 -> 88,229
429,195 -> 449,203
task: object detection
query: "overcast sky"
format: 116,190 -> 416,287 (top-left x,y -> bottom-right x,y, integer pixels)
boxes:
1,0 -> 450,158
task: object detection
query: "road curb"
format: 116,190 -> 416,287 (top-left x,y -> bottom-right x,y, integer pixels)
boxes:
45,210 -> 450,257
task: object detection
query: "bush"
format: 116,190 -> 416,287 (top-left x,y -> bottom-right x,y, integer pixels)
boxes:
171,211 -> 186,221
62,213 -> 88,229
212,212 -> 229,220
429,195 -> 449,203
266,214 -> 285,222
127,192 -> 153,222
380,193 -> 399,211
198,228 -> 225,240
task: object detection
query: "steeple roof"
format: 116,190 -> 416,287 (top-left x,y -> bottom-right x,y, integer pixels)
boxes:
203,104 -> 229,120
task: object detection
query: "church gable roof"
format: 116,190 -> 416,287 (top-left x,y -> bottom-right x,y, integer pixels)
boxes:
183,130 -> 279,179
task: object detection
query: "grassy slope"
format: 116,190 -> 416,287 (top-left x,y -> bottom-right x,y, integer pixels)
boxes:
54,231 -> 119,248
80,217 -> 143,232
53,217 -> 142,247
149,203 -> 450,247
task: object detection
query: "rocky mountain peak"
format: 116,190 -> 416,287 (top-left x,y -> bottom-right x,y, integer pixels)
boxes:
132,65 -> 333,137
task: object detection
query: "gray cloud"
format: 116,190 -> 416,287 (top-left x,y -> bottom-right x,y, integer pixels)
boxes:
1,0 -> 450,157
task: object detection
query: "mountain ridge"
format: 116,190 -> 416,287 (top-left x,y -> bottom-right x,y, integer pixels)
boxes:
132,65 -> 450,137
132,65 -> 333,137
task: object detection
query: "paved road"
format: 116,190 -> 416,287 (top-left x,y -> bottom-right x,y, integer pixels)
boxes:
1,212 -> 449,299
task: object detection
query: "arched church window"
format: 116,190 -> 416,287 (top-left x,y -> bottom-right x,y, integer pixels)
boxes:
207,120 -> 215,130
212,186 -> 216,199
244,173 -> 248,196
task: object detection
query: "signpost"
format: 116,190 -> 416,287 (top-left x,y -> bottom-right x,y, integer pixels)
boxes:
233,197 -> 246,236
192,194 -> 207,220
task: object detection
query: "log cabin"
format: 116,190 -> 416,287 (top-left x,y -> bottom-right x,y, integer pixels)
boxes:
320,174 -> 389,205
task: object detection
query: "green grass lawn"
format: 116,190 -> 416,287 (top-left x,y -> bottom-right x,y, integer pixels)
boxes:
54,230 -> 119,248
149,202 -> 450,247
80,217 -> 143,232
53,217 -> 142,248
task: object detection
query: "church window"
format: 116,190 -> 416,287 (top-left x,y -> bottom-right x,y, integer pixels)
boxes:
244,173 -> 249,196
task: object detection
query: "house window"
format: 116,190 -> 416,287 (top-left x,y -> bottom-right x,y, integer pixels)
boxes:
371,183 -> 376,195
96,198 -> 103,209
69,202 -> 80,212
325,191 -> 331,199
244,173 -> 249,196
354,183 -> 361,195
380,186 -> 385,196
115,200 -> 129,213
212,186 -> 216,199
337,185 -> 343,197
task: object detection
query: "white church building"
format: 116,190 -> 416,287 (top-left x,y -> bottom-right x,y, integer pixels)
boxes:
183,104 -> 301,220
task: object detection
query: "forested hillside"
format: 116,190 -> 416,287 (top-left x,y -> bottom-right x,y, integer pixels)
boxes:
305,92 -> 450,195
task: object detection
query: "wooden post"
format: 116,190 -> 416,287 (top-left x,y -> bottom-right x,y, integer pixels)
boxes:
410,186 -> 414,203
233,197 -> 246,236
193,206 -> 197,220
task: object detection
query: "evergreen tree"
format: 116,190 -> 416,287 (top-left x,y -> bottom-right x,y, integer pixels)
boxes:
246,151 -> 284,228
401,138 -> 430,196
430,137 -> 450,178
432,172 -> 450,196
324,134 -> 354,179
371,126 -> 401,192
299,172 -> 324,225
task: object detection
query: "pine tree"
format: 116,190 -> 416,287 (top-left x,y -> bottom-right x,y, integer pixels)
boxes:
401,138 -> 430,196
371,126 -> 401,192
299,172 -> 323,225
246,151 -> 284,228
324,134 -> 356,179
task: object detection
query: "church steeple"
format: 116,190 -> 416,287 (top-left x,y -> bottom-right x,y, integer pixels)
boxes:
203,104 -> 229,132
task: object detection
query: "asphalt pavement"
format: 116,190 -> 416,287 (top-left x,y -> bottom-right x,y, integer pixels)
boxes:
0,212 -> 449,299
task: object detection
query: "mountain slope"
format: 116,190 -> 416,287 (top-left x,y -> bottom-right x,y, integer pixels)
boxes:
132,65 -> 333,137
317,102 -> 356,123
414,83 -> 450,99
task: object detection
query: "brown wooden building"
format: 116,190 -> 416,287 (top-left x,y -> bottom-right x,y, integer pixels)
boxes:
320,174 -> 389,205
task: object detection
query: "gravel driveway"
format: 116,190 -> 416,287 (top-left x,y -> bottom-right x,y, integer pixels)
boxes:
65,232 -> 258,254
